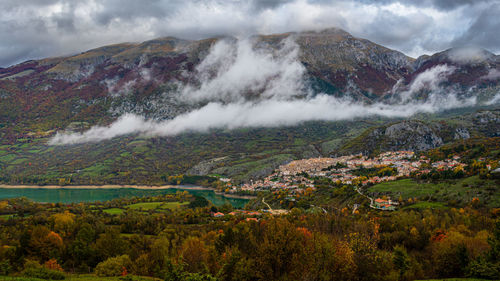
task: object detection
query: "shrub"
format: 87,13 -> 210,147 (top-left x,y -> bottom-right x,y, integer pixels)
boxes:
0,260 -> 12,275
23,259 -> 41,270
95,254 -> 132,277
22,267 -> 66,280
44,258 -> 63,271
183,273 -> 218,281
466,256 -> 500,280
188,196 -> 209,208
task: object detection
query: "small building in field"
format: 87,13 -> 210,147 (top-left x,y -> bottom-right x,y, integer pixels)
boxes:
373,198 -> 396,211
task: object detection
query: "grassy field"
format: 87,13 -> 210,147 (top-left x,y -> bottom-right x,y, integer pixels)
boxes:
0,275 -> 160,281
101,202 -> 188,214
368,176 -> 500,207
158,201 -> 189,210
102,208 -> 125,215
125,201 -> 188,211
126,202 -> 163,210
0,214 -> 15,220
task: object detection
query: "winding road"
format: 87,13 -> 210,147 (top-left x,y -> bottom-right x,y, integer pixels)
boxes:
310,204 -> 327,213
262,197 -> 273,211
355,186 -> 375,208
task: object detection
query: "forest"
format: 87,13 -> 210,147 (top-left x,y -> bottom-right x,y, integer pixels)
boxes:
0,189 -> 499,281
0,135 -> 499,281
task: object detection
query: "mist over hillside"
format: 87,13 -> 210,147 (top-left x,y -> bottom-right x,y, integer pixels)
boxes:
1,29 -> 498,145
12,29 -> 493,145
0,28 -> 499,184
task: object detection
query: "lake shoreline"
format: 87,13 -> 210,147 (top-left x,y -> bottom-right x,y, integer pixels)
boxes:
0,184 -> 208,190
0,184 -> 257,200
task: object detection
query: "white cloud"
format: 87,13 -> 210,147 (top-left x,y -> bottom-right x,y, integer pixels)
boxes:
447,46 -> 492,63
49,93 -> 478,145
1,0 -> 498,67
49,37 -> 481,145
396,64 -> 455,102
50,114 -> 154,144
485,92 -> 500,105
481,69 -> 500,80
180,37 -> 307,103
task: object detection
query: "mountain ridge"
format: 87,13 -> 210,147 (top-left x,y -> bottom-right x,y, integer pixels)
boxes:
0,28 -> 499,145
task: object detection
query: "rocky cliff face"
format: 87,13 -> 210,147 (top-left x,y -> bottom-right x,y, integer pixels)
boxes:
384,121 -> 444,151
339,110 -> 500,155
470,111 -> 500,137
344,120 -> 445,155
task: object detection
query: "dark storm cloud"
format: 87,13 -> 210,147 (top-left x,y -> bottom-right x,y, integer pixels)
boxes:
0,0 -> 498,67
356,9 -> 434,51
353,0 -> 495,10
420,0 -> 496,10
250,0 -> 295,11
91,0 -> 173,25
451,2 -> 500,51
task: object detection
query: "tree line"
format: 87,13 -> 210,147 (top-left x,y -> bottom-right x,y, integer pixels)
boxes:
0,196 -> 499,280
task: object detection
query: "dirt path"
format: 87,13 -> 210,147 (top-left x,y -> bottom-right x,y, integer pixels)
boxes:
262,197 -> 273,211
310,204 -> 327,213
354,186 -> 375,208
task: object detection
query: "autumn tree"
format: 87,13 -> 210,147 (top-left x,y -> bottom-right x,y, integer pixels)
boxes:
393,245 -> 410,280
180,236 -> 209,273
68,223 -> 97,272
95,227 -> 128,260
467,220 -> 500,279
254,219 -> 308,280
50,211 -> 76,236
95,255 -> 132,277
28,226 -> 64,261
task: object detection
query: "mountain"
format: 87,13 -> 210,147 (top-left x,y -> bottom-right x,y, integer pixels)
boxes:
3,28 -> 498,143
0,28 -> 499,184
261,28 -> 415,98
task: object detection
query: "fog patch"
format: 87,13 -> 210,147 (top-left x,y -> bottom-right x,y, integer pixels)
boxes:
103,77 -> 137,97
140,68 -> 152,81
50,114 -> 154,144
49,93 -> 478,145
485,92 -> 500,105
393,64 -> 455,102
447,46 -> 492,63
103,66 -> 154,97
179,37 -> 308,103
49,37 -> 486,145
481,69 -> 500,81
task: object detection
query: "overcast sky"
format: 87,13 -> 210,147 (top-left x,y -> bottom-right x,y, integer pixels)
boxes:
1,0 -> 499,67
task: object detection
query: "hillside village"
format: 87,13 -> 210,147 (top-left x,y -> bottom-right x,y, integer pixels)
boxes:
221,151 -> 468,210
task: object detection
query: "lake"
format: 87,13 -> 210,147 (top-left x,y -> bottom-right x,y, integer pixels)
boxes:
0,187 -> 250,208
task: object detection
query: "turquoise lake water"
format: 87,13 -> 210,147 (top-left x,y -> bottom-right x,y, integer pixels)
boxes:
0,187 -> 249,208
